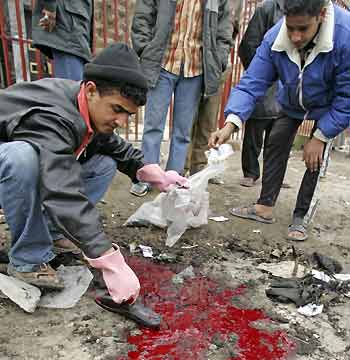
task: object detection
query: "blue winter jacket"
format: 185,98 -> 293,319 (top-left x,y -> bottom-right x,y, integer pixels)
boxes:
225,4 -> 350,139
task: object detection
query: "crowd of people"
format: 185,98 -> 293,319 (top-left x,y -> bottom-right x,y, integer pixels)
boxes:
0,0 -> 349,321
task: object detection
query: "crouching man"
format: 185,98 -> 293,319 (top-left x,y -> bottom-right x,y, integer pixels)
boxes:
0,43 -> 187,308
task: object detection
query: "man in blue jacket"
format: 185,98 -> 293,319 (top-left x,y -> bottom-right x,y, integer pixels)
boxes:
209,0 -> 350,241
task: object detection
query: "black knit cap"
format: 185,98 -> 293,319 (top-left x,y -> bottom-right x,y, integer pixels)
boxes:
83,43 -> 148,89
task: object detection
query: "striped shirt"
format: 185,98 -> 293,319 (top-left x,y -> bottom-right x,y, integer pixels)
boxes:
161,0 -> 203,77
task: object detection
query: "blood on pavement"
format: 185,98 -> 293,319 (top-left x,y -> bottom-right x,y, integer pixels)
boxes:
117,257 -> 294,360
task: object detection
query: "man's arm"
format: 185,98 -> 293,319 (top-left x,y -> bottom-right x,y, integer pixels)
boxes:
131,0 -> 157,57
216,0 -> 234,71
316,62 -> 350,140
303,52 -> 350,172
209,38 -> 278,147
238,2 -> 272,69
12,112 -> 112,259
92,133 -> 144,183
224,39 -> 278,124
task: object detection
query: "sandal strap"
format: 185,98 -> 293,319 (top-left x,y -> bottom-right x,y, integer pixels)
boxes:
288,223 -> 306,234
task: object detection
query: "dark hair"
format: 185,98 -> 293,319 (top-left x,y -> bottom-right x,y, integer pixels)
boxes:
83,78 -> 147,107
284,0 -> 326,17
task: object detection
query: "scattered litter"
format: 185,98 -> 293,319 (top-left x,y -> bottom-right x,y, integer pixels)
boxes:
39,265 -> 93,309
129,202 -> 136,207
297,303 -> 324,317
156,253 -> 177,263
129,242 -> 138,254
257,261 -> 306,278
310,252 -> 343,273
253,229 -> 261,234
181,244 -> 199,249
111,213 -> 115,218
270,249 -> 282,258
100,199 -> 107,205
0,273 -> 41,313
125,144 -> 234,247
311,270 -> 331,283
334,274 -> 350,282
138,245 -> 153,258
209,216 -> 229,222
172,266 -> 195,285
265,265 -> 350,317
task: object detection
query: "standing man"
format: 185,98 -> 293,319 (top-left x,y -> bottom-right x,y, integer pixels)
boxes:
130,0 -> 233,196
0,44 -> 187,312
185,0 -> 243,180
210,0 -> 350,241
238,0 -> 284,187
32,0 -> 93,80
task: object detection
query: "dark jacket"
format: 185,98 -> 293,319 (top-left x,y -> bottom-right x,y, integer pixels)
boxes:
32,0 -> 93,62
0,78 -> 144,258
238,0 -> 284,119
131,0 -> 233,97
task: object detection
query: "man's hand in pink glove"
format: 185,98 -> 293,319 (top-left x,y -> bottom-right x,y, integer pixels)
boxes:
137,164 -> 189,192
85,245 -> 140,304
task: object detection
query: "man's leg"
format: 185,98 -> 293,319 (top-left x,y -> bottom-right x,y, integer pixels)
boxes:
81,154 -> 117,205
230,115 -> 302,222
257,116 -> 302,209
0,142 -> 63,287
166,73 -> 203,173
141,69 -> 176,165
241,117 -> 271,184
289,124 -> 326,240
130,69 -> 175,196
187,68 -> 230,176
189,93 -> 220,174
52,50 -> 85,81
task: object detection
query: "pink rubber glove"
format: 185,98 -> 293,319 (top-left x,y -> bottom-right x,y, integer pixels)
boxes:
85,245 -> 140,304
137,164 -> 189,192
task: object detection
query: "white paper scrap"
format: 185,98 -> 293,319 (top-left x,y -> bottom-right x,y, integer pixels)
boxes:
139,245 -> 153,258
209,216 -> 229,222
334,274 -> 350,281
297,303 -> 324,317
312,270 -> 331,283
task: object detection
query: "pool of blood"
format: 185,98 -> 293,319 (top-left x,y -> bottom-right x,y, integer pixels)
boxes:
116,257 -> 294,360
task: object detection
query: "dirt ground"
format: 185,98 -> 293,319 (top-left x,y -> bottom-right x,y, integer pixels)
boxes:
0,147 -> 349,360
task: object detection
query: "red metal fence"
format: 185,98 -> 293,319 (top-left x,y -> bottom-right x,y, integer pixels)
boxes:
0,0 -> 348,142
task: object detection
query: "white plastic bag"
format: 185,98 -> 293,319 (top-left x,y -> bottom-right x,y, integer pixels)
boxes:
124,144 -> 234,247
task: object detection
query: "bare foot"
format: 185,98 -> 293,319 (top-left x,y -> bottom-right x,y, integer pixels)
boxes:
254,204 -> 274,219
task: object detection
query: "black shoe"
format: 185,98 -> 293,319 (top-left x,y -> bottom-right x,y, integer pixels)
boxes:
95,294 -> 162,329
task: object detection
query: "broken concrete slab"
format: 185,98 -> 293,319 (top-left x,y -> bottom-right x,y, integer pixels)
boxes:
39,265 -> 93,309
0,273 -> 41,313
257,261 -> 307,278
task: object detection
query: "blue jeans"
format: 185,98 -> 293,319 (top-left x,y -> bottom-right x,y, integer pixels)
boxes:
0,141 -> 117,272
52,50 -> 85,81
142,68 -> 203,174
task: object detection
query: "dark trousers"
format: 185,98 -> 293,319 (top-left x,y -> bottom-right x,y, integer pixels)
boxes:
257,115 -> 320,220
241,117 -> 275,180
